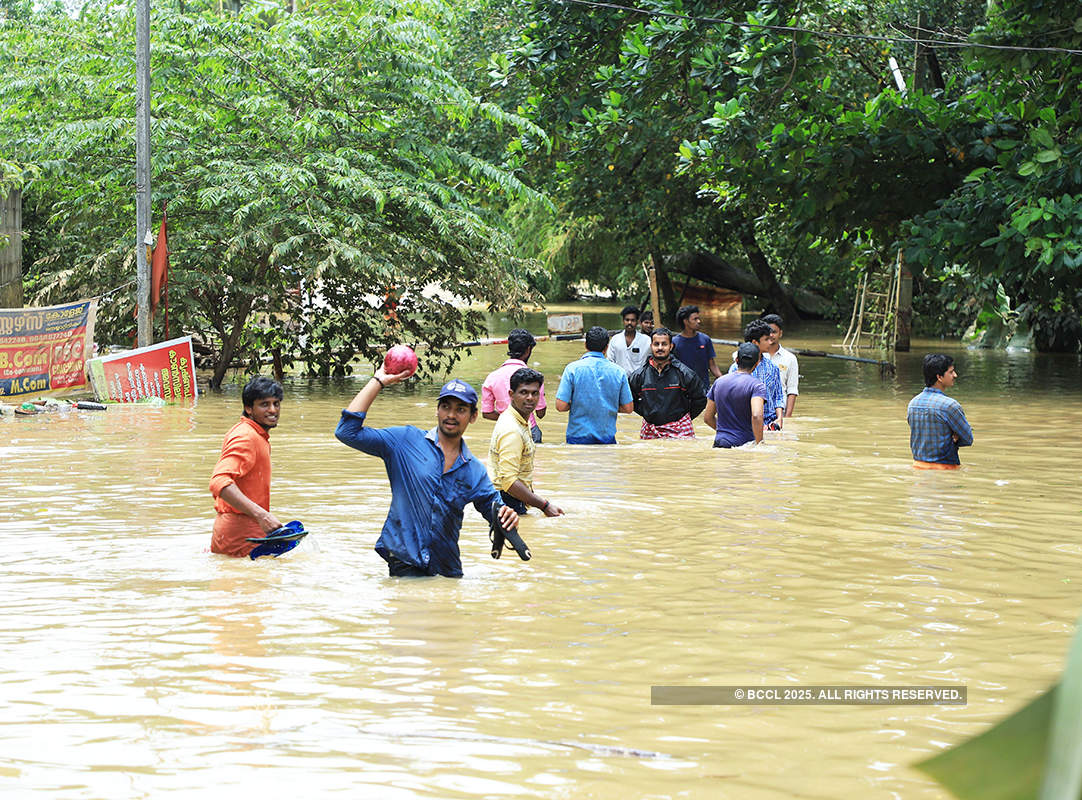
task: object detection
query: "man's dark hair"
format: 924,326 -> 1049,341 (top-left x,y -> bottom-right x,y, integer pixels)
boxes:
640,310 -> 654,321
675,305 -> 699,328
743,319 -> 772,343
761,313 -> 784,329
651,326 -> 673,343
585,325 -> 609,352
507,328 -> 536,359
736,342 -> 761,369
922,353 -> 954,387
510,367 -> 544,392
242,376 -> 283,408
620,305 -> 640,320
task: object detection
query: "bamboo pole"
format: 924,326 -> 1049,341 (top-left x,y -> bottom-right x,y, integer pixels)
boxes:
135,0 -> 152,347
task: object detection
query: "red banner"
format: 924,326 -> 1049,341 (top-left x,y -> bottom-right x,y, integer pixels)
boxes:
87,335 -> 198,403
0,300 -> 97,399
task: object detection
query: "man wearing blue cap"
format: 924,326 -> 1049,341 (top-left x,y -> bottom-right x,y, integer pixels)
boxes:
335,366 -> 522,577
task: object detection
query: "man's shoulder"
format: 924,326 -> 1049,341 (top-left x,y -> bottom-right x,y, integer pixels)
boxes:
224,417 -> 266,443
909,388 -> 950,409
494,405 -> 526,427
600,356 -> 630,376
483,361 -> 516,385
671,358 -> 700,382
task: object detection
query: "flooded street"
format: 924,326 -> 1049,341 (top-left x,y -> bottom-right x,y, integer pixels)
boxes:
2,311 -> 1080,798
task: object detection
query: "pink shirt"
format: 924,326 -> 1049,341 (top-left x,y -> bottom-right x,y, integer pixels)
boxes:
481,358 -> 546,427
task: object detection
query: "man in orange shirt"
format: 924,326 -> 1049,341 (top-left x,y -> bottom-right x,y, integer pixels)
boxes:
209,376 -> 284,557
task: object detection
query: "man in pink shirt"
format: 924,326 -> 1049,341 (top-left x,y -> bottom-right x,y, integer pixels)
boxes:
482,329 -> 547,442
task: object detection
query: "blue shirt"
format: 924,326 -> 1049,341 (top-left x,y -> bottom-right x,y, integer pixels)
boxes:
335,411 -> 503,577
907,387 -> 974,465
672,332 -> 716,387
708,372 -> 768,448
555,351 -> 633,444
728,355 -> 785,426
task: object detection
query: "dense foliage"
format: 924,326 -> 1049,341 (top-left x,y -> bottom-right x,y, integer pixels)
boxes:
505,0 -> 1081,347
0,0 -> 547,384
2,0 -> 1080,356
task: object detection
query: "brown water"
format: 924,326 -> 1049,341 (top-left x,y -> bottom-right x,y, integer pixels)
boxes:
2,309 -> 1080,798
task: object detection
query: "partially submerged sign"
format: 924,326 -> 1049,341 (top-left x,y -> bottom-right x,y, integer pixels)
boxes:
87,335 -> 198,403
0,299 -> 97,399
547,312 -> 583,335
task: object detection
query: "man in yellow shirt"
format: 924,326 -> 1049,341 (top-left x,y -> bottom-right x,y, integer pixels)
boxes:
488,368 -> 564,517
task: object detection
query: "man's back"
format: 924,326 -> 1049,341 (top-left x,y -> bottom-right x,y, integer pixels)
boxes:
907,387 -> 973,465
729,355 -> 784,425
556,352 -> 632,444
482,358 -> 546,425
709,372 -> 768,448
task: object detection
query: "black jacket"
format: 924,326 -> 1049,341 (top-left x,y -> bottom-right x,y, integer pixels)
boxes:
628,357 -> 708,425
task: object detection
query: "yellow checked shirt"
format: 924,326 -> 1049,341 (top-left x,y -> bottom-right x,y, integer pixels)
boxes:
488,405 -> 535,491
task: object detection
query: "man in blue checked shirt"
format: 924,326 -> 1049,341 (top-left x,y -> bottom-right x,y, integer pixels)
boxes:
335,368 -> 522,577
907,354 -> 974,469
727,319 -> 785,431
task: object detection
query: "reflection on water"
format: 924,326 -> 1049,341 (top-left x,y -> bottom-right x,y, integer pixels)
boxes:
1,308 -> 1080,798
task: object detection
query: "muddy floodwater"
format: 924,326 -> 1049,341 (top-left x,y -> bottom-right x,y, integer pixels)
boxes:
2,309 -> 1081,798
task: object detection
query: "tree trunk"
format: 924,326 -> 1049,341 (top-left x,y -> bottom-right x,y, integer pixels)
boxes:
736,217 -> 801,323
661,253 -> 832,320
209,291 -> 255,390
652,250 -> 678,328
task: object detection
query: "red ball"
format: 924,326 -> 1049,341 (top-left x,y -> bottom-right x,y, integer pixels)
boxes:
383,345 -> 418,377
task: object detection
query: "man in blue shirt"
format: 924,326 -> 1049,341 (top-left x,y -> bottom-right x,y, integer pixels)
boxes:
335,368 -> 523,577
727,319 -> 785,430
555,326 -> 634,444
672,305 -> 722,388
907,354 -> 974,468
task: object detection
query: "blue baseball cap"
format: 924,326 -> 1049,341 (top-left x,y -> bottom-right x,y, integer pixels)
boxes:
437,379 -> 478,405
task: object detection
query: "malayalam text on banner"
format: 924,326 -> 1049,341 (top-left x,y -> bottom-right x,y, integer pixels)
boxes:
87,336 -> 198,403
0,300 -> 98,399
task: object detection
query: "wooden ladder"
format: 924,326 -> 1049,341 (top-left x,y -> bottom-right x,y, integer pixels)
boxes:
841,252 -> 902,351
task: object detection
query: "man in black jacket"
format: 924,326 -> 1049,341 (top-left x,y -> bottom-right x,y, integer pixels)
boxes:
628,327 -> 708,439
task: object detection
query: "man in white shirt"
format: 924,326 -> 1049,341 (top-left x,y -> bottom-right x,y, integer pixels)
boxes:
761,313 -> 799,417
606,305 -> 651,374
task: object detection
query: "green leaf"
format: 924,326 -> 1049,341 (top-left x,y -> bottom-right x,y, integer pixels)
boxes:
916,687 -> 1054,800
1033,128 -> 1055,149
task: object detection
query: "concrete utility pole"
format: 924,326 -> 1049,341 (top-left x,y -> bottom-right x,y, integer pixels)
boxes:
135,0 -> 152,347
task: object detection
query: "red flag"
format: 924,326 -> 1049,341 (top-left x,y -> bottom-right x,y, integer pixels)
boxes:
150,204 -> 169,338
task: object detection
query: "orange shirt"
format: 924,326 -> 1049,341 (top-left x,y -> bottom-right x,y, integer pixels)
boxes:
210,416 -> 272,514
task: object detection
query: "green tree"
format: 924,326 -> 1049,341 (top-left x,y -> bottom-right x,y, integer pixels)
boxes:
0,0 -> 548,385
901,0 -> 1082,350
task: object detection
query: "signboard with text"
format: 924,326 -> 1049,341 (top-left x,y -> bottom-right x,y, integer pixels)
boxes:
87,336 -> 198,403
0,300 -> 97,399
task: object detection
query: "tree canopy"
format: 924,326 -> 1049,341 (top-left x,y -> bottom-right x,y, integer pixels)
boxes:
2,0 -> 1080,359
0,0 -> 548,384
